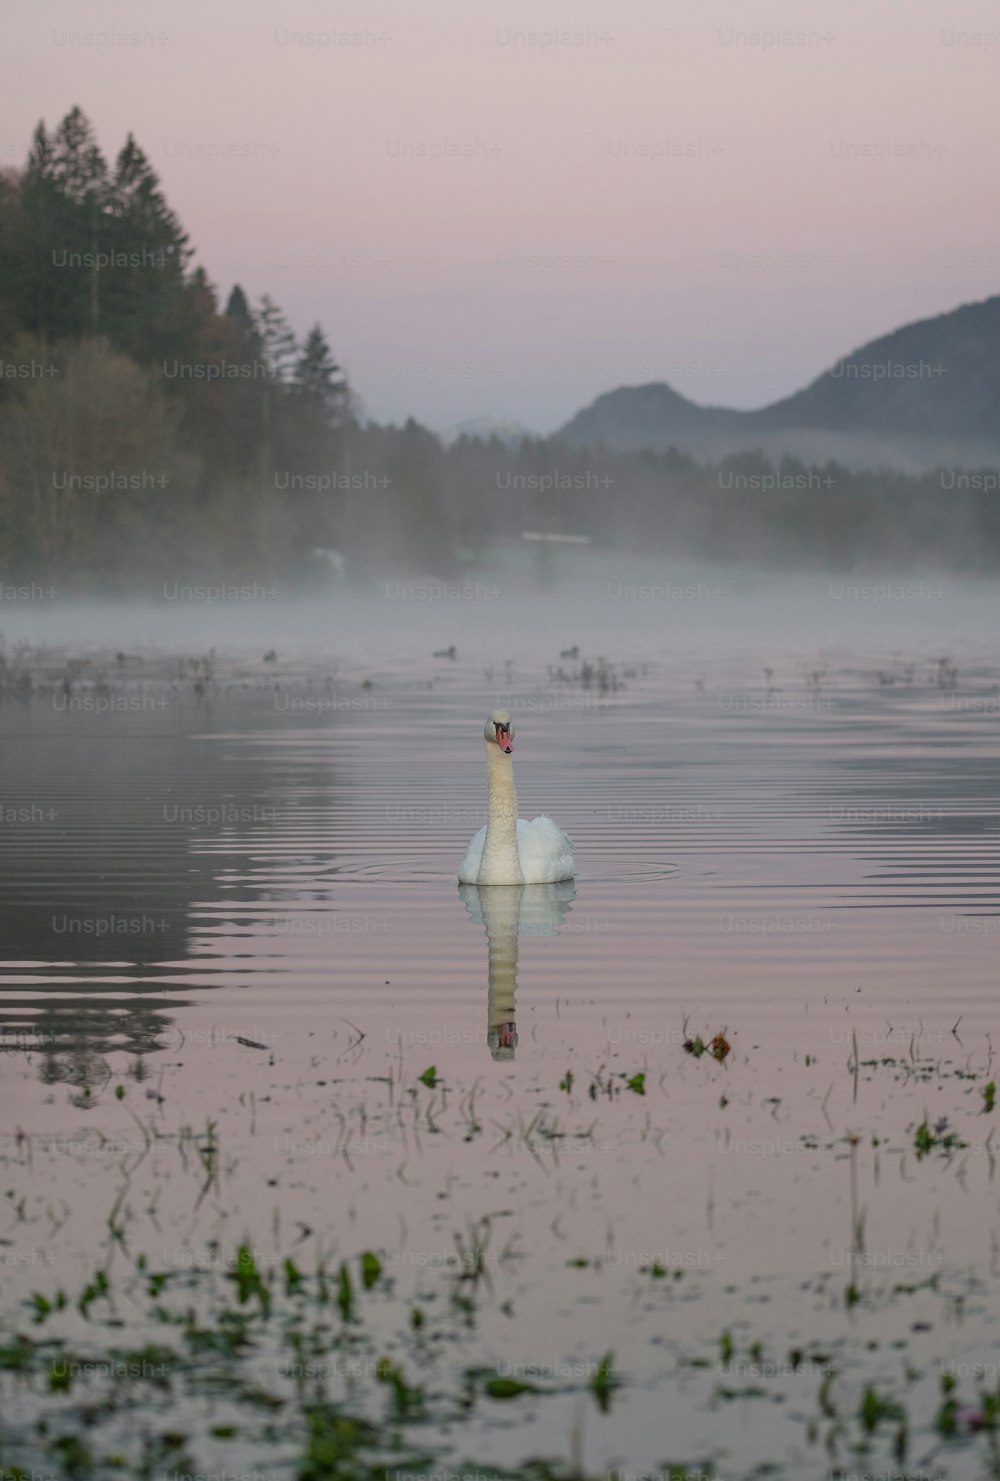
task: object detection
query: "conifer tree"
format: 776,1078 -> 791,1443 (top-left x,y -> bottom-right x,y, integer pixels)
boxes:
294,324 -> 347,427
111,134 -> 189,266
255,294 -> 297,383
224,284 -> 254,330
49,106 -> 108,206
52,107 -> 110,335
107,134 -> 193,359
21,111 -> 109,338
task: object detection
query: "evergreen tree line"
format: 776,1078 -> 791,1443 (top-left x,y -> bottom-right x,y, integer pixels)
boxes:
0,107 -> 361,584
1,107 -> 998,590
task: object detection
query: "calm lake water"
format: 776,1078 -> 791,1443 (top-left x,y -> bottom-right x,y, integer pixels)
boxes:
2,552 -> 999,1479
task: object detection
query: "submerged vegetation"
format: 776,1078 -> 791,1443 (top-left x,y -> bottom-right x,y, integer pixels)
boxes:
0,1244 -> 622,1479
2,1002 -> 1000,1479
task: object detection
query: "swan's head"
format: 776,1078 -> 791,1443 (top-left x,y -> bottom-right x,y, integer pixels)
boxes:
485,710 -> 515,754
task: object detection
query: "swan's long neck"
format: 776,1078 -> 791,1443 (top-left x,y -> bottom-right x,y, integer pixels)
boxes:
480,740 -> 523,884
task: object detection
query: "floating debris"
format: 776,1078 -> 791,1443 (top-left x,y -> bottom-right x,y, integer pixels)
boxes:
683,1023 -> 731,1062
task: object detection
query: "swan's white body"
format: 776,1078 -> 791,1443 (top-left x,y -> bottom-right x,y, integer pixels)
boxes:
459,816 -> 575,885
458,712 -> 575,885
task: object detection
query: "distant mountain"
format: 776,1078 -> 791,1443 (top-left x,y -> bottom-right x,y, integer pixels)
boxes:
559,294 -> 1000,469
558,384 -> 751,446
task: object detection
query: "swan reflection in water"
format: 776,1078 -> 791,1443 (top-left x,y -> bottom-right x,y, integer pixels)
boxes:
458,881 -> 576,1060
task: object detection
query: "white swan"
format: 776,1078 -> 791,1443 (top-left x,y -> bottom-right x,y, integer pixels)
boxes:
458,711 -> 575,885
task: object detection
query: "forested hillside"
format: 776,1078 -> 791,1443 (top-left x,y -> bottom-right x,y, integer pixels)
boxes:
2,109 -> 1000,588
0,107 -> 451,586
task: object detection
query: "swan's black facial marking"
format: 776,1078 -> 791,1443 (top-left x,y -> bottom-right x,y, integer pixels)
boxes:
494,721 -> 513,754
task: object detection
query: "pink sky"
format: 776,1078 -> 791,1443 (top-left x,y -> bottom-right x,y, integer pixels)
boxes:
5,0 -> 999,432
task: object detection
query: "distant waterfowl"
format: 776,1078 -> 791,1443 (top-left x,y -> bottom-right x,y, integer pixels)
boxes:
458,711 -> 575,885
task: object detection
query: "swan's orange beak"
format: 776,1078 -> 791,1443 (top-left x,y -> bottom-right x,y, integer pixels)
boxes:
495,724 -> 513,753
